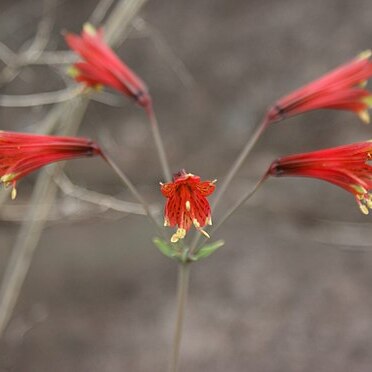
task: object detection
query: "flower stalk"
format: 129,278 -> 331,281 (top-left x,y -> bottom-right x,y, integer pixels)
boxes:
102,151 -> 164,236
212,115 -> 269,210
169,263 -> 190,372
146,105 -> 172,182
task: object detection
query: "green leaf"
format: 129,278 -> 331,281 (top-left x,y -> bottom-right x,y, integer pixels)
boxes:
192,240 -> 225,261
153,237 -> 179,260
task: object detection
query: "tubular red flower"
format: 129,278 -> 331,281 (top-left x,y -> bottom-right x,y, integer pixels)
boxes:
0,131 -> 102,199
267,51 -> 372,124
268,140 -> 372,214
65,23 -> 151,108
160,169 -> 216,243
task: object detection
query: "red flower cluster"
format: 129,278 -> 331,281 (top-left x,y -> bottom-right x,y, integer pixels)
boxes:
0,131 -> 101,199
269,141 -> 372,214
267,50 -> 372,124
65,23 -> 151,108
161,170 -> 216,243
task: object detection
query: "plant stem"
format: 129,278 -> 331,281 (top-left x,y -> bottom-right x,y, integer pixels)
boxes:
103,151 -> 164,236
189,172 -> 268,255
211,115 -> 269,210
188,115 -> 269,254
169,263 -> 190,372
146,105 -> 172,182
210,172 -> 269,236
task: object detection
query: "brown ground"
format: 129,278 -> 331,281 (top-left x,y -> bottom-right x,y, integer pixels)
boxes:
1,0 -> 372,371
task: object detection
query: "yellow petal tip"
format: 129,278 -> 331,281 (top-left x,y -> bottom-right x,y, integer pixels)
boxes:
358,50 -> 372,60
358,110 -> 370,124
83,23 -> 97,36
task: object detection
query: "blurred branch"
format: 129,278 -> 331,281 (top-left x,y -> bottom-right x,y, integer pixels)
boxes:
54,171 -> 159,216
104,0 -> 148,48
22,51 -> 77,65
89,0 -> 115,25
0,86 -> 81,107
132,17 -> 195,89
0,0 -> 149,337
0,0 -> 57,86
0,96 -> 89,337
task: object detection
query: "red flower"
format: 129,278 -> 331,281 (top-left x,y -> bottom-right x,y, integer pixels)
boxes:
65,23 -> 151,108
268,140 -> 372,214
267,51 -> 372,124
0,131 -> 101,199
161,170 -> 216,243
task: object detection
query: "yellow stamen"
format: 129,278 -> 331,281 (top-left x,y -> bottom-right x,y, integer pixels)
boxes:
164,217 -> 170,227
359,80 -> 368,88
185,200 -> 191,211
1,173 -> 16,183
358,110 -> 370,124
171,228 -> 186,243
192,218 -> 200,228
83,23 -> 97,36
67,66 -> 80,78
11,187 -> 17,200
206,216 -> 212,226
199,229 -> 210,239
192,218 -> 210,239
359,203 -> 369,215
352,185 -> 368,195
358,50 -> 372,60
363,96 -> 372,107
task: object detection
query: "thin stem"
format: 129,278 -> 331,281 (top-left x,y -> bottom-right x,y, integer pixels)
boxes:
169,263 -> 190,372
146,105 -> 172,182
212,115 -> 269,210
211,172 -> 269,236
188,114 -> 269,253
189,172 -> 269,255
103,151 -> 164,236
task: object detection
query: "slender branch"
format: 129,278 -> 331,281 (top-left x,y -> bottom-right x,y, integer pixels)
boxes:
54,171 -> 159,216
0,164 -> 61,336
89,0 -> 115,25
146,105 -> 172,182
102,151 -> 164,236
169,263 -> 190,372
0,0 -> 56,86
212,115 -> 269,210
104,0 -> 148,48
22,51 -> 77,65
187,114 -> 269,252
132,18 -> 195,89
0,0 -> 149,336
189,172 -> 268,255
210,172 -> 269,236
0,96 -> 90,336
0,86 -> 81,107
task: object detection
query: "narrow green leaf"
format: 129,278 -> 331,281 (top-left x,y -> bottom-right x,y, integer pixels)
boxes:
193,240 -> 225,261
153,237 -> 178,260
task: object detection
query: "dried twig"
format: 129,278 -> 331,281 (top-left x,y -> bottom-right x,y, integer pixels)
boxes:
54,171 -> 159,216
0,86 -> 81,107
0,0 -> 57,86
132,18 -> 195,88
0,0 -> 149,336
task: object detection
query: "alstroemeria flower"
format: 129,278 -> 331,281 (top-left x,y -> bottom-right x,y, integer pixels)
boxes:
268,140 -> 372,214
161,170 -> 216,243
267,51 -> 372,124
65,23 -> 151,108
0,131 -> 101,199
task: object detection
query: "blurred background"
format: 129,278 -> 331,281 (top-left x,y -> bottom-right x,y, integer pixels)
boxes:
1,0 -> 372,371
